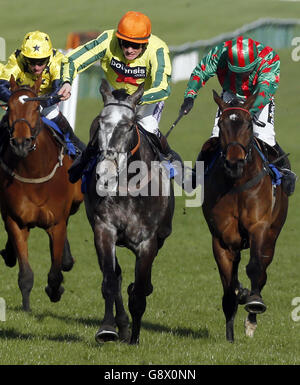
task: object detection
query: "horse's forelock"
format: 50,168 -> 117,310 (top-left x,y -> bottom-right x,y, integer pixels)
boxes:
112,89 -> 129,101
229,98 -> 244,107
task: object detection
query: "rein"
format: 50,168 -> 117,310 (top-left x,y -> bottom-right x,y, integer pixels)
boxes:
129,125 -> 141,156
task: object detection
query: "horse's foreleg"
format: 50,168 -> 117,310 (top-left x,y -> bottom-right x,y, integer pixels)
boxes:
61,237 -> 75,272
45,223 -> 66,303
114,258 -> 130,342
94,223 -> 119,344
245,227 -> 274,314
128,238 -> 157,345
213,237 -> 240,342
5,217 -> 32,311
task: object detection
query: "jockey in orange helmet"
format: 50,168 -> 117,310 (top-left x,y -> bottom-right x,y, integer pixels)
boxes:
59,11 -> 182,183
0,31 -> 85,155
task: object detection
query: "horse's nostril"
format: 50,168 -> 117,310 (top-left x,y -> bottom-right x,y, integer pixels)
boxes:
24,138 -> 32,146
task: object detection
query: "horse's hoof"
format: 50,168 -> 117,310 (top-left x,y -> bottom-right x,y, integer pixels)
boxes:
95,326 -> 119,345
0,249 -> 17,268
236,284 -> 250,305
45,285 -> 65,302
22,303 -> 32,312
245,295 -> 266,314
118,326 -> 130,343
129,335 -> 140,345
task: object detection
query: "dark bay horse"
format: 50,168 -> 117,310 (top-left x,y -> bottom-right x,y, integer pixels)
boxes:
201,91 -> 288,342
84,79 -> 174,345
0,75 -> 83,311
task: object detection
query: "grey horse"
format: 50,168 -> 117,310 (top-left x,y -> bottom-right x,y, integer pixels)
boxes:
84,79 -> 175,344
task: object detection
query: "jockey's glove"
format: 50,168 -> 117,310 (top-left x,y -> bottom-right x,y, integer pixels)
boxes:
180,97 -> 194,115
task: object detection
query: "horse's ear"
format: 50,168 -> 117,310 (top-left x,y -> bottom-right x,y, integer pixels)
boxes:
213,89 -> 227,111
243,92 -> 258,111
99,78 -> 112,104
33,75 -> 43,94
10,74 -> 18,91
128,82 -> 144,106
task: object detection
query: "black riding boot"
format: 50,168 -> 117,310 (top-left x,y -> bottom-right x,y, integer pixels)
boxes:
272,142 -> 297,196
68,141 -> 98,184
190,137 -> 220,189
0,113 -> 9,154
159,132 -> 183,165
52,113 -> 86,155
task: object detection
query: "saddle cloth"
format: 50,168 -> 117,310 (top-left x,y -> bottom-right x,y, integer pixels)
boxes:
41,116 -> 77,157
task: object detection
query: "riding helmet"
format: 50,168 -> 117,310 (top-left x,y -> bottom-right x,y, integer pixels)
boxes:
227,36 -> 260,73
21,31 -> 53,59
116,11 -> 151,44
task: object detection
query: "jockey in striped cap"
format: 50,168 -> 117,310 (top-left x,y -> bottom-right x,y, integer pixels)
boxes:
180,35 -> 296,196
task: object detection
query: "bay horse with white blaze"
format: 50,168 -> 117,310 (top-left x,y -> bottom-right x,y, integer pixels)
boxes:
201,90 -> 288,342
0,75 -> 83,311
84,79 -> 174,345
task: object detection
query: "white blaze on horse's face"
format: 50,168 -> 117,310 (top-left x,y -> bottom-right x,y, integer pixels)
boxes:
99,104 -> 134,155
18,95 -> 28,105
229,113 -> 238,121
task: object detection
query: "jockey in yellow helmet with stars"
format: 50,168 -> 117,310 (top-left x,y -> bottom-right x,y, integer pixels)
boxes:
0,31 -> 85,155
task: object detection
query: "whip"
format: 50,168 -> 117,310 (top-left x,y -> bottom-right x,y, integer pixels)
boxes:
165,112 -> 184,138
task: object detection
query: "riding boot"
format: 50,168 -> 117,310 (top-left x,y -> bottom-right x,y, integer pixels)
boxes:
272,142 -> 297,196
52,113 -> 86,155
68,140 -> 98,184
159,132 -> 183,166
191,137 -> 220,189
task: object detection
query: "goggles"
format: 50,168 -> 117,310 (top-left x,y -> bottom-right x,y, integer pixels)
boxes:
121,40 -> 143,50
25,57 -> 50,66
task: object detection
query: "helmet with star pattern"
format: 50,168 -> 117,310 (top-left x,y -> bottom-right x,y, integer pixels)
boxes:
21,31 -> 53,59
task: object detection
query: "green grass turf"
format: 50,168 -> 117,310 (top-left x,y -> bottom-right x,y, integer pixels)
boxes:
0,0 -> 300,365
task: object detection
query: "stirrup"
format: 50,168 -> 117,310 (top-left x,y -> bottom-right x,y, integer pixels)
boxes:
280,168 -> 297,196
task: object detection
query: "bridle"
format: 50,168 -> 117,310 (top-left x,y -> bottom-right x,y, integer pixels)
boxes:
220,106 -> 254,163
0,87 -> 65,183
95,101 -> 146,194
8,87 -> 42,151
219,106 -> 269,193
101,102 -> 141,159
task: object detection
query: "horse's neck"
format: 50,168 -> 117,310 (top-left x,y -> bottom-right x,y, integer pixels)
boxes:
135,133 -> 155,165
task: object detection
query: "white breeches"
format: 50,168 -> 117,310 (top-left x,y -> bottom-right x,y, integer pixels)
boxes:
136,101 -> 165,136
41,104 -> 60,120
211,91 -> 276,146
